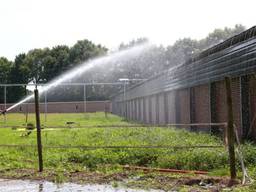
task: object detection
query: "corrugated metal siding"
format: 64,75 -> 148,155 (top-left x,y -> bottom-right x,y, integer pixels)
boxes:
113,37 -> 256,102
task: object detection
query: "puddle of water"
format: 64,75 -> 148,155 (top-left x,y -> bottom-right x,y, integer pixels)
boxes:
0,179 -> 162,192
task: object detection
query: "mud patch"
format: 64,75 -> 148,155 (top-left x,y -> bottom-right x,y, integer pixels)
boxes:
0,168 -> 242,191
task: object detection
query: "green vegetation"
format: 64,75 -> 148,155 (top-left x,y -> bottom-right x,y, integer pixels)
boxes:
0,112 -> 256,190
0,112 -> 254,172
0,112 -> 225,171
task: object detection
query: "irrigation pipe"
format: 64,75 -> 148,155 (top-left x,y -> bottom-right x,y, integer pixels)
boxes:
122,165 -> 208,175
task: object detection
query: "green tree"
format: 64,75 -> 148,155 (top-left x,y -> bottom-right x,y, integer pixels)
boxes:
43,45 -> 70,81
69,40 -> 107,65
7,53 -> 29,102
0,57 -> 12,103
46,40 -> 107,102
0,57 -> 12,83
199,24 -> 246,49
165,24 -> 246,69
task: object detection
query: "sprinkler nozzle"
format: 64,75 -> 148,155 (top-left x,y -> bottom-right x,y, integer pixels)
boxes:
0,109 -> 7,115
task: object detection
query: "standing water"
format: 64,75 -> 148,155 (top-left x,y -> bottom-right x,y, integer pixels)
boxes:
6,43 -> 152,112
0,179 -> 163,192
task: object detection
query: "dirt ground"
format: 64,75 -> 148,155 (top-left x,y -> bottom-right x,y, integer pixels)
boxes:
0,168 -> 247,192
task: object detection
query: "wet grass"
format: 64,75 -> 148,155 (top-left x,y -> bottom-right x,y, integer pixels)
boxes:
0,112 -> 227,171
0,112 -> 255,191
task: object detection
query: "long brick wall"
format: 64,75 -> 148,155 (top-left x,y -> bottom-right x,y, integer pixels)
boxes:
0,101 -> 112,113
113,75 -> 256,141
193,84 -> 210,131
249,75 -> 256,139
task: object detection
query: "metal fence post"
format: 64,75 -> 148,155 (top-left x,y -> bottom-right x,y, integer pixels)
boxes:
4,86 -> 6,123
44,89 -> 47,123
83,84 -> 87,116
104,101 -> 108,118
164,92 -> 169,124
123,82 -> 126,118
25,88 -> 28,124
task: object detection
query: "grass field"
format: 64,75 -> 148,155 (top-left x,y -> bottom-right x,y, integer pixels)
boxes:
0,112 -> 256,190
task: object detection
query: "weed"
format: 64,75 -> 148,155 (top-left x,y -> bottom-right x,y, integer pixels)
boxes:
0,112 -> 255,184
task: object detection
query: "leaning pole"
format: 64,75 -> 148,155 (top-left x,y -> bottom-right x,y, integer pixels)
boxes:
225,77 -> 236,180
34,87 -> 43,172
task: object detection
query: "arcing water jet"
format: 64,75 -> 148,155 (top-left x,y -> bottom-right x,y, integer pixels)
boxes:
6,43 -> 152,112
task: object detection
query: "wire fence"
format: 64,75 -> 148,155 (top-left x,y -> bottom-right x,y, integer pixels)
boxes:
0,79 -> 240,180
0,122 -> 227,129
0,122 -> 227,150
0,82 -> 124,124
0,111 -> 242,180
0,121 -> 227,177
0,144 -> 224,150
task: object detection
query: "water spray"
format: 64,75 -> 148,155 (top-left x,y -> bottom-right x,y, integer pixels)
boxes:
6,43 -> 152,112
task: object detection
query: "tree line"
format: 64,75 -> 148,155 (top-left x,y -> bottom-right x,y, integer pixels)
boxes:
0,25 -> 245,103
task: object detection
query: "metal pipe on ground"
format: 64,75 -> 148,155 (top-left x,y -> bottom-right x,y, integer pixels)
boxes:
122,165 -> 208,175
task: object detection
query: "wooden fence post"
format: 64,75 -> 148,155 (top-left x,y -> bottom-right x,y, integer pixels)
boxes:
34,88 -> 43,172
225,77 -> 236,180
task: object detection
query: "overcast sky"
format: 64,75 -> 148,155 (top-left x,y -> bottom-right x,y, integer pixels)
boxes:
0,0 -> 255,60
